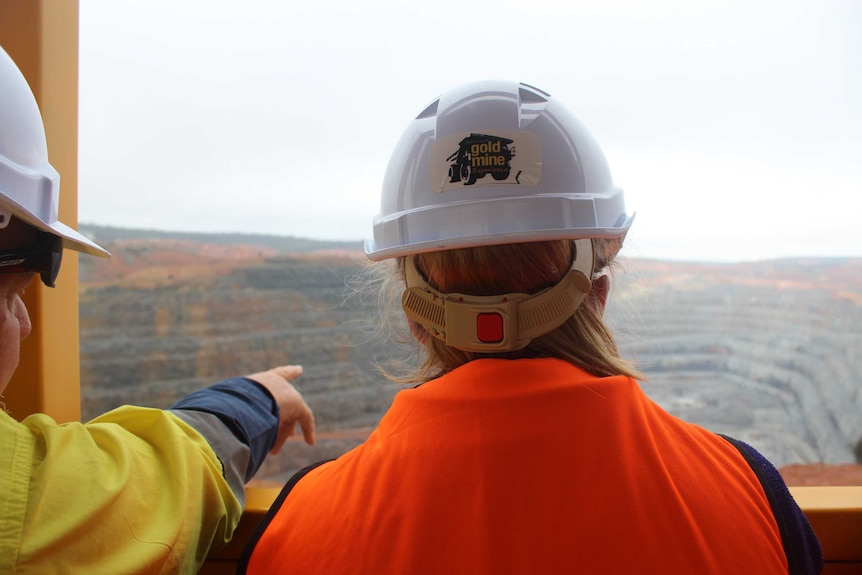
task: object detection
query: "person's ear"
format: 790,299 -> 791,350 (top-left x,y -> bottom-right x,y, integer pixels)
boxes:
407,317 -> 429,345
590,274 -> 610,315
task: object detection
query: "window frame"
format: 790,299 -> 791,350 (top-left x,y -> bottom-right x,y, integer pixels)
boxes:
1,4 -> 858,573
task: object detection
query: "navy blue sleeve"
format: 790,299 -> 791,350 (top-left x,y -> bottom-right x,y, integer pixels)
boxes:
721,435 -> 824,575
170,377 -> 279,481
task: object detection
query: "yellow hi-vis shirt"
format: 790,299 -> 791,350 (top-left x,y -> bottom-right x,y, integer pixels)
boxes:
0,406 -> 241,574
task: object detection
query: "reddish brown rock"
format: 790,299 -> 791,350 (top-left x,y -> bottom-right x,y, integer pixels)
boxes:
780,464 -> 862,486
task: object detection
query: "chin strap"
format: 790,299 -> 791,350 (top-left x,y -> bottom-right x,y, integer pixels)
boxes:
402,239 -> 593,352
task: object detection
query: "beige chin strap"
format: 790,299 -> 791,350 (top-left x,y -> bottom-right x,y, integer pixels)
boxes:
402,239 -> 594,352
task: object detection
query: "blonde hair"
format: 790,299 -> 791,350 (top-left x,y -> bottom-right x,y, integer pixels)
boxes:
377,238 -> 644,384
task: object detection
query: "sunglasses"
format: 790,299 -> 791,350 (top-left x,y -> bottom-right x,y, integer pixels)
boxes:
0,232 -> 63,287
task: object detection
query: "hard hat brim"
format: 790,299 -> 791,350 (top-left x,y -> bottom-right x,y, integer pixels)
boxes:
365,192 -> 634,261
4,199 -> 110,258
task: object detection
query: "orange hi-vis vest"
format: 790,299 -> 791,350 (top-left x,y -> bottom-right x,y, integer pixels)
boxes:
241,358 -> 794,574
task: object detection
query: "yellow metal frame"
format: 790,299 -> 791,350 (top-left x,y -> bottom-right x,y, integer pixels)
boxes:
1,2 -> 859,572
0,0 -> 82,423
201,486 -> 862,574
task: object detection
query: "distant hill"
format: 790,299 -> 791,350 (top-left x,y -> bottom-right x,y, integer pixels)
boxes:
78,223 -> 365,253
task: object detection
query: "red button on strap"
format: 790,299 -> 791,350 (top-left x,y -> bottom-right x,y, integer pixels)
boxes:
476,313 -> 504,343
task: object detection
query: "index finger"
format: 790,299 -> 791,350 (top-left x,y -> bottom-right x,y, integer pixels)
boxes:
272,365 -> 304,381
297,406 -> 316,446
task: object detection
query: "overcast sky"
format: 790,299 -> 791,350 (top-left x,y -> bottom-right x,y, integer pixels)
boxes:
77,0 -> 861,262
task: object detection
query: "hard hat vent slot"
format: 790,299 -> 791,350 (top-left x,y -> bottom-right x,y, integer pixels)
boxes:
519,84 -> 550,102
416,100 -> 439,120
518,86 -> 549,127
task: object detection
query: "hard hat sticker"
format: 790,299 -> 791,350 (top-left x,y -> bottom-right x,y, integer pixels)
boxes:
430,131 -> 542,192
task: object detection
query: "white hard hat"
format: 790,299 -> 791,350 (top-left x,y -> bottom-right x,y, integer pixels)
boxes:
0,46 -> 109,258
365,80 -> 633,261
